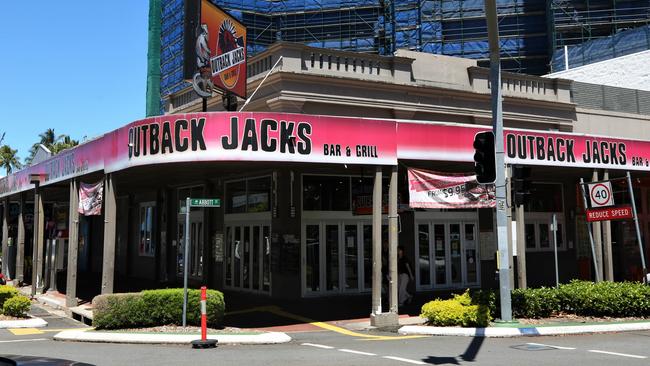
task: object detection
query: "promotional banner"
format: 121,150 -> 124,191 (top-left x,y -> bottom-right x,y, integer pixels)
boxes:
407,168 -> 495,209
78,181 -> 104,216
184,0 -> 247,98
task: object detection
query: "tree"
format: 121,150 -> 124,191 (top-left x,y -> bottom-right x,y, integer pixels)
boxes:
51,135 -> 79,154
26,128 -> 58,164
0,145 -> 22,175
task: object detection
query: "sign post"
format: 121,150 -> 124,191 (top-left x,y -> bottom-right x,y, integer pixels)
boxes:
626,172 -> 647,282
579,178 -> 602,282
182,197 -> 221,327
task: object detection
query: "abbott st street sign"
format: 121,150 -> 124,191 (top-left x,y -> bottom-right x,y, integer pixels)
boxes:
190,198 -> 221,207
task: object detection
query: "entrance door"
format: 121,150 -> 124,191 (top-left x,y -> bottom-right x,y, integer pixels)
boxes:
224,223 -> 271,293
416,221 -> 479,289
177,210 -> 204,278
302,220 -> 386,296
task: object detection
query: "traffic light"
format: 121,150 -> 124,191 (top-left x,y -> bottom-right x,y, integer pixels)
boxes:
512,165 -> 532,206
473,131 -> 496,184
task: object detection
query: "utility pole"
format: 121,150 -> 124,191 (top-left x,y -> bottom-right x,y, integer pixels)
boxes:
485,0 -> 512,321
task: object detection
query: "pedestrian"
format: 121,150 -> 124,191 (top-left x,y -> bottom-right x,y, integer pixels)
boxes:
398,245 -> 414,306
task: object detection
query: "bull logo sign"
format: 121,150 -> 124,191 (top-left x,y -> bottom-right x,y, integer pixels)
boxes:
183,0 -> 247,99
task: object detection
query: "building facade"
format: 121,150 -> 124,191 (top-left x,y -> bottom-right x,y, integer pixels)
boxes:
2,44 -> 650,313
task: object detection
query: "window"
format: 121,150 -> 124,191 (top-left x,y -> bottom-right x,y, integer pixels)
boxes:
526,183 -> 564,212
303,175 -> 350,211
139,202 -> 155,257
225,177 -> 271,214
523,214 -> 566,252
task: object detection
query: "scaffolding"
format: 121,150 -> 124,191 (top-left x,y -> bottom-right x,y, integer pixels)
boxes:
550,0 -> 650,71
157,0 -> 551,114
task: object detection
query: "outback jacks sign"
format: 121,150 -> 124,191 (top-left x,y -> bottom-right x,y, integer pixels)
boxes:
116,113 -> 398,170
183,0 -> 247,99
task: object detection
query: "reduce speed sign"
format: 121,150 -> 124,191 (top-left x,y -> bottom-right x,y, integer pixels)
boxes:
588,181 -> 614,207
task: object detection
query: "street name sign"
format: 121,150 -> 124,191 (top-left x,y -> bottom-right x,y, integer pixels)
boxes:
190,198 -> 221,207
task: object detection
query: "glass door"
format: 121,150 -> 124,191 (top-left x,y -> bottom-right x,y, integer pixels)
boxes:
303,221 -> 384,295
177,211 -> 204,279
225,223 -> 271,293
416,220 -> 480,289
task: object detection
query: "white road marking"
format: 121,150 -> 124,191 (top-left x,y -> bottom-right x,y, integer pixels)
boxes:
338,349 -> 376,356
0,338 -> 48,343
382,356 -> 426,364
588,350 -> 647,359
526,342 -> 576,350
301,343 -> 335,349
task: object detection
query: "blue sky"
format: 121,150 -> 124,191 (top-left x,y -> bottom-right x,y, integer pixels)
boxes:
0,1 -> 149,168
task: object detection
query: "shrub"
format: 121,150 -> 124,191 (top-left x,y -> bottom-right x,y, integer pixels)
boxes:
3,295 -> 31,317
511,287 -> 559,318
92,288 -> 225,330
0,285 -> 19,308
421,290 -> 491,327
556,280 -> 650,317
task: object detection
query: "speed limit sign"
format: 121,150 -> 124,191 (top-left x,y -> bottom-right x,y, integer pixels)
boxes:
588,181 -> 614,207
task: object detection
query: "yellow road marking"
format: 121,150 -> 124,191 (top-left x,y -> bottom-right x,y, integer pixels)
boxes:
7,327 -> 91,336
8,328 -> 44,336
266,307 -> 427,340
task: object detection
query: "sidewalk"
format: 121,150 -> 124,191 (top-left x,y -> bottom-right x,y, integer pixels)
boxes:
54,329 -> 292,345
15,286 -> 292,345
399,320 -> 650,338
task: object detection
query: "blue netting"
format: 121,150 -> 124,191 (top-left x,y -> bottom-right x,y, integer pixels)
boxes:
552,25 -> 650,72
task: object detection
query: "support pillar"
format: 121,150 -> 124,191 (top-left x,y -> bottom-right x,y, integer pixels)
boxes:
66,179 -> 79,307
370,166 -> 398,327
2,198 -> 8,279
388,166 -> 398,315
371,167 -> 382,318
16,193 -> 25,284
101,174 -> 116,294
592,170 -> 603,282
31,183 -> 45,296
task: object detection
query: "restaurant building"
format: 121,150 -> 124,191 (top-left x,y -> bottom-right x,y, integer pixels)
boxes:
2,43 -> 650,310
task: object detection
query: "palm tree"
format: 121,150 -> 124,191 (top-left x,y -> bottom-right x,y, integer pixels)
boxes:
26,128 -> 60,164
0,145 -> 22,175
51,135 -> 79,154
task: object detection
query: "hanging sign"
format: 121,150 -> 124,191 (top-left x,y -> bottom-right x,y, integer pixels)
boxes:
407,168 -> 495,209
587,181 -> 614,207
78,181 -> 104,216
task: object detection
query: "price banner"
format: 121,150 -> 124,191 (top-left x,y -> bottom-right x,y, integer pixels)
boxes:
407,168 -> 495,209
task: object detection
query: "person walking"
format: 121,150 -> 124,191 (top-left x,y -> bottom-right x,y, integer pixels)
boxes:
398,245 -> 414,306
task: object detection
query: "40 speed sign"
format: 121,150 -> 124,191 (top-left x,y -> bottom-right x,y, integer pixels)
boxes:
588,181 -> 614,207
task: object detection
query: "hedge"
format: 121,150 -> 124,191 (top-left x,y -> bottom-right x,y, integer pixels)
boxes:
487,280 -> 650,319
0,285 -> 19,308
421,290 -> 491,327
3,295 -> 31,317
92,288 -> 225,329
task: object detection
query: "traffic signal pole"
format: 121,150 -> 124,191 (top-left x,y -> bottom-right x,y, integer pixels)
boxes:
486,0 -> 512,321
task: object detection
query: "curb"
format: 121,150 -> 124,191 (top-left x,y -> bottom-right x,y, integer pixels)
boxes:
398,322 -> 650,337
53,330 -> 292,345
0,317 -> 48,329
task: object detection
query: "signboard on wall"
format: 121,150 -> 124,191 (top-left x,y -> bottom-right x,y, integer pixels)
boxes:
407,168 -> 495,209
183,0 -> 247,98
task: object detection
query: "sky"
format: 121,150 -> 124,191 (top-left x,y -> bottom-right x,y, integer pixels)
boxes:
0,1 -> 150,171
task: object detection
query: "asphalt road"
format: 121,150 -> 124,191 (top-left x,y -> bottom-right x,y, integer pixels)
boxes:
2,305 -> 650,365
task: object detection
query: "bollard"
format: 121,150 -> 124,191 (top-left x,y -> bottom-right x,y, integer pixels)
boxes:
191,286 -> 218,349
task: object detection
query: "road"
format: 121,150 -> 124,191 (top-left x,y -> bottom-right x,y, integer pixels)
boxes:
1,304 -> 650,365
